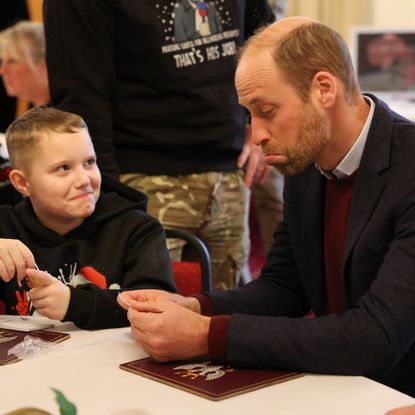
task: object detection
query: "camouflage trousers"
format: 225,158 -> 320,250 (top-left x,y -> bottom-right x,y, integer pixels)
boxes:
120,171 -> 250,290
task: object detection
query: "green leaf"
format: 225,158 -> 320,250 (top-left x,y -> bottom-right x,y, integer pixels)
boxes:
51,388 -> 77,415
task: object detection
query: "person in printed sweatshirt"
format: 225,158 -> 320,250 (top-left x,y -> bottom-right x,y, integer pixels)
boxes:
44,0 -> 275,290
0,106 -> 176,329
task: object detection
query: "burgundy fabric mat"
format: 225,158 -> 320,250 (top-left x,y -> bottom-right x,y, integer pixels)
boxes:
0,329 -> 70,365
120,357 -> 303,401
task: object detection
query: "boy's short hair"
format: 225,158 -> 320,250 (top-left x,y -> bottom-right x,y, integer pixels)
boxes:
6,106 -> 87,172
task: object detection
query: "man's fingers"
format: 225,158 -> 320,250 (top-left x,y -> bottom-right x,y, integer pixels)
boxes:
117,292 -> 132,309
118,289 -> 175,306
129,300 -> 165,314
117,290 -> 150,307
127,308 -> 154,337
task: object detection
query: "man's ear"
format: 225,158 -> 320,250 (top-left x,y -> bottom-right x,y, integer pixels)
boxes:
9,169 -> 31,197
310,71 -> 337,108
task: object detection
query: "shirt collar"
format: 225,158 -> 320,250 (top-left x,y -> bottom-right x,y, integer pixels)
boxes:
316,95 -> 375,179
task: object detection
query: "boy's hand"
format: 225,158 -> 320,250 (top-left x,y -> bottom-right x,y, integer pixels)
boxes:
0,239 -> 36,283
118,289 -> 201,314
25,268 -> 70,320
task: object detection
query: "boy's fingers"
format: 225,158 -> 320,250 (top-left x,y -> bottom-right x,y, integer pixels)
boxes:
0,249 -> 19,282
25,269 -> 54,288
16,241 -> 36,268
0,240 -> 35,283
8,241 -> 34,281
0,258 -> 13,282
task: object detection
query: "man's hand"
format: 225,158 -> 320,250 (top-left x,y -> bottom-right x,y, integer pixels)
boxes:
0,239 -> 36,283
127,300 -> 210,362
117,289 -> 201,314
237,124 -> 271,187
385,406 -> 415,415
25,268 -> 70,320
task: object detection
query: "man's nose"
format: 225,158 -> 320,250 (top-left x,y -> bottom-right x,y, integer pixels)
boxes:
250,117 -> 269,147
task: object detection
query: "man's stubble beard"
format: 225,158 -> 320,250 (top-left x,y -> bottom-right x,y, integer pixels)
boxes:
271,102 -> 330,176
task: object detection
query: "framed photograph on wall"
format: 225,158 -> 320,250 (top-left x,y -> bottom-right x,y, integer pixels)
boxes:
351,27 -> 415,99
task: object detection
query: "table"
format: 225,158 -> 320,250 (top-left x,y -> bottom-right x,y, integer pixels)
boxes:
1,319 -> 414,415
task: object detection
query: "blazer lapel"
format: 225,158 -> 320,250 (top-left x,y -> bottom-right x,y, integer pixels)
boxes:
343,172 -> 384,262
343,95 -> 392,276
302,169 -> 326,313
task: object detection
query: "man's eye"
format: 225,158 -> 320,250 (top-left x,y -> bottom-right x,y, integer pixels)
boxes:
261,109 -> 274,117
57,165 -> 70,172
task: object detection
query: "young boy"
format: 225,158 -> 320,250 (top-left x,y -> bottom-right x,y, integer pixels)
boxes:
0,106 -> 176,329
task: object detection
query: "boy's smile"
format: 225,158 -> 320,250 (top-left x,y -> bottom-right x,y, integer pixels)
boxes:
21,128 -> 101,235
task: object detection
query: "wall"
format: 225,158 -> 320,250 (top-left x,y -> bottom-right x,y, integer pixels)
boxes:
286,0 -> 372,42
372,0 -> 415,27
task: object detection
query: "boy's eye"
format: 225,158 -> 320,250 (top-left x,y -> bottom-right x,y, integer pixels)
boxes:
85,158 -> 96,166
57,165 -> 70,172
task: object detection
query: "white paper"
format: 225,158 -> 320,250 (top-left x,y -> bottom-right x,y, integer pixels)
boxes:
0,316 -> 54,332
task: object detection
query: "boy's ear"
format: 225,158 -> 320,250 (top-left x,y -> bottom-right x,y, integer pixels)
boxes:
9,169 -> 31,197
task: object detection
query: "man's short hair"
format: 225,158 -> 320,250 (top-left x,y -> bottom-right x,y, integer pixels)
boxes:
6,106 -> 87,172
0,21 -> 45,69
241,21 -> 359,102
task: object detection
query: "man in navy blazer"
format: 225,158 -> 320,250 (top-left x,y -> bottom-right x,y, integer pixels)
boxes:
118,17 -> 415,396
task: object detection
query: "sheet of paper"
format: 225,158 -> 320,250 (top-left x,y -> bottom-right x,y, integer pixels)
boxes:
0,316 -> 55,332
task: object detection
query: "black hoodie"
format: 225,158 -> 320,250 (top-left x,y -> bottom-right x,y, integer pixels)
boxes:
0,176 -> 176,329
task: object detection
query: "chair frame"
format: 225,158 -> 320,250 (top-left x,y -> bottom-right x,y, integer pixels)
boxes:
164,228 -> 212,292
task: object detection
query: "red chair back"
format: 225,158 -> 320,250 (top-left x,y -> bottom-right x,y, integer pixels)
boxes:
165,228 -> 212,294
172,261 -> 203,296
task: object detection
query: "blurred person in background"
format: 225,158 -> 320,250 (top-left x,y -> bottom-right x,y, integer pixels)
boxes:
267,0 -> 289,19
0,0 -> 29,132
0,21 -> 45,205
0,21 -> 50,107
